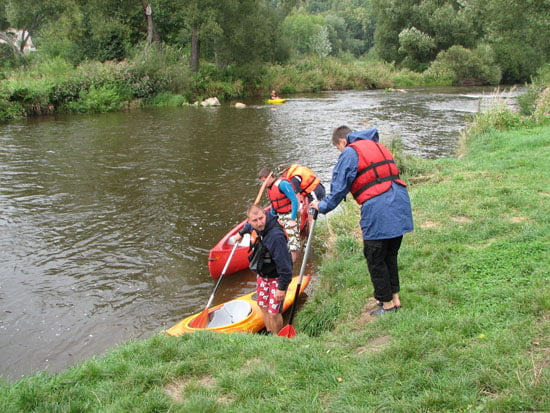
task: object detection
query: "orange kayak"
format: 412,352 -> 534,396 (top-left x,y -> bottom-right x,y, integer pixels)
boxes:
164,275 -> 311,336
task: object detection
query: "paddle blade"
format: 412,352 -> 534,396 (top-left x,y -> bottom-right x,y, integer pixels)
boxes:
277,324 -> 296,338
189,308 -> 209,329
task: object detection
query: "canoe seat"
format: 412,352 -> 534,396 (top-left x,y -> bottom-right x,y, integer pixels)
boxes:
207,300 -> 252,328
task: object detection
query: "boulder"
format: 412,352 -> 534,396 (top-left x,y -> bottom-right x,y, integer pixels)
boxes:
201,97 -> 220,107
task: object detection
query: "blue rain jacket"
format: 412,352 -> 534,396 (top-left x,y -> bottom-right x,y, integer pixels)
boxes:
318,129 -> 414,240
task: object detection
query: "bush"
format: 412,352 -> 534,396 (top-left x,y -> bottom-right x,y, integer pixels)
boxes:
533,87 -> 550,124
147,92 -> 187,107
0,86 -> 25,120
517,64 -> 550,116
62,85 -> 125,113
426,45 -> 501,86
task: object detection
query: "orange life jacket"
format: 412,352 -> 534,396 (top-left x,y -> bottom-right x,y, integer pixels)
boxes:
284,164 -> 320,195
348,139 -> 406,204
267,178 -> 292,213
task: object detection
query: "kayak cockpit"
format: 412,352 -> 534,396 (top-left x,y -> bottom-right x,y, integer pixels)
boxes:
207,300 -> 252,328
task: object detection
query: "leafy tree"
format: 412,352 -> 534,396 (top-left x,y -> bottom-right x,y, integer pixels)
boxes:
466,0 -> 550,83
398,26 -> 436,71
212,0 -> 289,66
282,12 -> 327,56
332,0 -> 376,56
311,25 -> 332,58
3,0 -> 68,53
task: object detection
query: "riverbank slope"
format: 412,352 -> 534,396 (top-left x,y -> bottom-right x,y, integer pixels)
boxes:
1,114 -> 548,410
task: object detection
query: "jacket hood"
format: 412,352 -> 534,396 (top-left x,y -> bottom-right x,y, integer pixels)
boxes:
259,212 -> 280,236
346,128 -> 379,145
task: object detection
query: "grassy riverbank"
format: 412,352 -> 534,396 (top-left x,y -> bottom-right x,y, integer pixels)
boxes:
1,96 -> 548,411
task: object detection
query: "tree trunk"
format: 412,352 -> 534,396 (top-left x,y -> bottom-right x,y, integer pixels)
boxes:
141,0 -> 159,45
190,30 -> 200,72
0,32 -> 22,56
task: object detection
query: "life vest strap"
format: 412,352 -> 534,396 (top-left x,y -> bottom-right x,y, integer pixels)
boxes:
356,159 -> 396,178
353,174 -> 401,199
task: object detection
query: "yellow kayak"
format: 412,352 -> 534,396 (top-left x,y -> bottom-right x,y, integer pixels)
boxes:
164,275 -> 311,336
266,98 -> 286,104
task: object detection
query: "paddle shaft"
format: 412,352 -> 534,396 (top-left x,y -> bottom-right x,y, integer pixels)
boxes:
204,241 -> 240,309
285,209 -> 317,326
254,171 -> 273,205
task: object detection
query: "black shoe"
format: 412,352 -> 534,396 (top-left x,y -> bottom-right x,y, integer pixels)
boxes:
370,307 -> 398,316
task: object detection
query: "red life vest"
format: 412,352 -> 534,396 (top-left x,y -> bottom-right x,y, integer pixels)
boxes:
348,139 -> 406,204
285,164 -> 320,195
267,178 -> 293,213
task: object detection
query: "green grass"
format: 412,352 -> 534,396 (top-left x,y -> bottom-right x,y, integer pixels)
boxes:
1,108 -> 549,411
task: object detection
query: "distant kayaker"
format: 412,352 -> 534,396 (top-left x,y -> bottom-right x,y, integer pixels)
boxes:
310,126 -> 414,316
258,167 -> 301,263
232,204 -> 293,334
270,90 -> 281,100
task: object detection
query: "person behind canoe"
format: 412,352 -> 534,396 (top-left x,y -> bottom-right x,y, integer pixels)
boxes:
280,163 -> 326,230
310,126 -> 414,316
258,167 -> 300,263
231,204 -> 293,334
270,90 -> 281,100
281,163 -> 326,202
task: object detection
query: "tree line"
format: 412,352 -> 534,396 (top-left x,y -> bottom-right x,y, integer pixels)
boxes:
1,0 -> 549,84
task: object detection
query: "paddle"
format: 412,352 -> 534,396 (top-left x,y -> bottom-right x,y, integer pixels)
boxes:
189,240 -> 240,329
254,171 -> 273,205
278,208 -> 318,338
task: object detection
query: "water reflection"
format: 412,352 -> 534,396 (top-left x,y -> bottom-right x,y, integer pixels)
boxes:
0,86 -> 521,380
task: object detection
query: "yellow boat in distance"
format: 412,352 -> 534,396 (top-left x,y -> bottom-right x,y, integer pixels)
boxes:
164,275 -> 311,336
266,98 -> 286,104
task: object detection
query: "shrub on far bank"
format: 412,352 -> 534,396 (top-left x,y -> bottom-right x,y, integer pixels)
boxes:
425,45 -> 502,86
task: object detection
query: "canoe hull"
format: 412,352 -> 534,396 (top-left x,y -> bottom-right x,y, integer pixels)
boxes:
208,199 -> 310,278
164,275 -> 311,336
207,217 -> 251,278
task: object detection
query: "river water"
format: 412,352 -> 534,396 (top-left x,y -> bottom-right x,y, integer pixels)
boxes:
0,86 -> 520,381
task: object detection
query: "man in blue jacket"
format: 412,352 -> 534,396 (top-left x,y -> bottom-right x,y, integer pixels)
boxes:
310,126 -> 413,316
233,204 -> 293,333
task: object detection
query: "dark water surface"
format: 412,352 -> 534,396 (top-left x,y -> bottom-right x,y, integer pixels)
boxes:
0,87 -> 520,380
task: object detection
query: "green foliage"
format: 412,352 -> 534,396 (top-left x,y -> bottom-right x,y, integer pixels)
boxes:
398,26 -> 436,71
62,85 -> 125,113
0,43 -> 16,69
310,26 -> 332,58
517,64 -> 550,116
426,45 -> 501,86
147,92 -> 187,107
0,87 -> 25,120
476,0 -> 550,84
82,19 -> 132,62
459,85 -> 550,154
282,12 -> 327,56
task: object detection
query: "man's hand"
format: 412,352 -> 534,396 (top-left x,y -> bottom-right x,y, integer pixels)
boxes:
275,289 -> 286,303
309,200 -> 319,211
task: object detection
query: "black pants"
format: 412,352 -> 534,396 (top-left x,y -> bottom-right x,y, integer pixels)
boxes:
363,236 -> 403,303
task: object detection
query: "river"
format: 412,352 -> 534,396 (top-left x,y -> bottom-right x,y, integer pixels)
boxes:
0,86 -> 521,381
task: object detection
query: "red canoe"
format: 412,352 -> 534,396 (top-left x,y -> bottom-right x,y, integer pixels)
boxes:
208,198 -> 311,278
